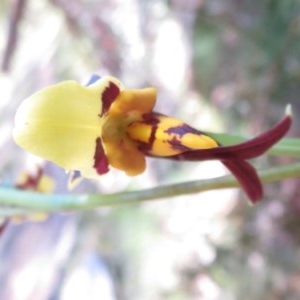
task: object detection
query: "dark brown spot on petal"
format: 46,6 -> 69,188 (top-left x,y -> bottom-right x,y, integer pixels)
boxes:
93,137 -> 109,175
165,124 -> 203,137
100,82 -> 120,116
142,112 -> 161,125
168,136 -> 191,152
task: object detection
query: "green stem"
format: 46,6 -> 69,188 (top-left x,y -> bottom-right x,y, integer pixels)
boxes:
0,207 -> 34,217
0,162 -> 299,214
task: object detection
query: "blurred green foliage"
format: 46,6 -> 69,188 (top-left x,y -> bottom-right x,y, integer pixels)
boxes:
193,0 -> 300,116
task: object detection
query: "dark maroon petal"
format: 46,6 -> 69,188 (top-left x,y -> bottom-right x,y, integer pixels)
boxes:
145,109 -> 291,203
159,112 -> 291,161
222,160 -> 263,203
93,137 -> 109,175
100,81 -> 120,116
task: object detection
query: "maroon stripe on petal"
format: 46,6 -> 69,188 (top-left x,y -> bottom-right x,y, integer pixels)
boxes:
93,137 -> 109,175
133,114 -> 160,153
222,160 -> 263,203
100,81 -> 120,116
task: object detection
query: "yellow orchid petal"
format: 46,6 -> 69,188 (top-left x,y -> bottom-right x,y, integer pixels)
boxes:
127,114 -> 218,156
13,76 -> 123,178
101,114 -> 145,175
109,88 -> 157,116
104,140 -> 146,176
96,86 -> 156,175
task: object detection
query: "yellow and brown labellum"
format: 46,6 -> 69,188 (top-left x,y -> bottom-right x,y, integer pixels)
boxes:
99,86 -> 157,176
126,113 -> 219,156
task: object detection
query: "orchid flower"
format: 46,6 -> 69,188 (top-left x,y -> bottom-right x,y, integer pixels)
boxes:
13,76 -> 292,203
